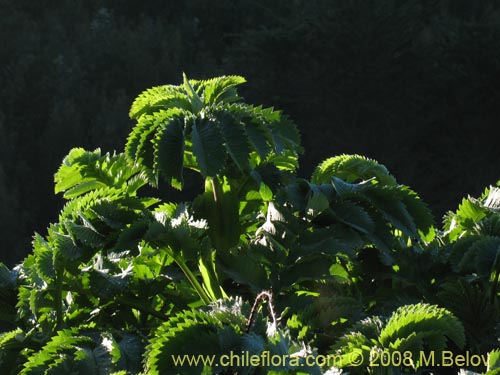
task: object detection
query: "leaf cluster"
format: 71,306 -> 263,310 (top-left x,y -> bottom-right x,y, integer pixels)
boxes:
1,75 -> 499,375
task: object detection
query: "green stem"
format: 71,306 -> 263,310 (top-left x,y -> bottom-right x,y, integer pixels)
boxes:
208,176 -> 230,253
164,246 -> 212,304
209,177 -> 221,204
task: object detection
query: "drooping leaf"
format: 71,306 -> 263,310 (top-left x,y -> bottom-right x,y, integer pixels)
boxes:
216,109 -> 251,172
312,154 -> 397,185
244,118 -> 273,160
154,116 -> 185,189
191,117 -> 226,177
379,303 -> 465,354
333,200 -> 374,234
437,280 -> 498,351
129,84 -> 191,119
472,236 -> 500,280
145,309 -> 223,375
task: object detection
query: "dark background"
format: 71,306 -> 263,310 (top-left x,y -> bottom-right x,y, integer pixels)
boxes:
1,0 -> 500,267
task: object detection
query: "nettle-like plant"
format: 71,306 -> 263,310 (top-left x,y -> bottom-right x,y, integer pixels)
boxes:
330,303 -> 465,375
0,75 -> 498,374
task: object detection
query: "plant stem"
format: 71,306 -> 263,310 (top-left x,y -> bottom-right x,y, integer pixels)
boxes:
246,291 -> 277,333
163,246 -> 212,304
210,176 -> 220,204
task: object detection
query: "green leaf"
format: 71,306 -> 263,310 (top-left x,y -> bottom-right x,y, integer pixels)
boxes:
300,225 -> 363,259
218,252 -> 269,292
399,186 -> 435,236
129,84 -> 191,119
305,184 -> 330,216
446,196 -> 487,234
244,119 -> 272,160
136,115 -> 163,171
364,185 -> 418,237
145,310 -> 222,375
198,245 -> 227,301
333,200 -> 374,234
312,154 -> 397,185
19,328 -> 94,374
193,183 -> 241,251
183,73 -> 204,113
126,115 -> 155,162
154,116 -> 185,189
191,118 -> 226,177
331,176 -> 366,195
47,238 -> 80,281
472,236 -> 500,279
88,269 -> 131,300
33,233 -> 55,280
330,317 -> 383,374
281,256 -> 334,287
329,263 -> 350,283
259,182 -> 273,202
379,303 -> 465,354
202,75 -> 246,105
54,147 -> 89,194
488,350 -> 500,373
217,109 -> 251,172
437,280 -> 498,351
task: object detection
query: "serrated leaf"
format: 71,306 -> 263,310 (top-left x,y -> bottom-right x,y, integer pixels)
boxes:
245,120 -> 272,159
333,200 -> 374,234
67,222 -> 105,249
145,310 -> 221,375
126,115 -> 155,161
202,75 -> 246,105
306,184 -> 330,216
33,233 -> 55,280
52,232 -> 82,261
183,73 -> 204,113
115,334 -> 144,372
312,154 -> 396,185
379,303 -> 465,353
473,236 -> 500,279
217,109 -> 250,172
154,116 -> 185,189
364,186 -> 418,237
488,350 -> 500,372
129,84 -> 191,119
191,118 -> 226,177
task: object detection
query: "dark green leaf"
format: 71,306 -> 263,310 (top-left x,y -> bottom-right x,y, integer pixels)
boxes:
191,118 -> 226,177
154,116 -> 185,189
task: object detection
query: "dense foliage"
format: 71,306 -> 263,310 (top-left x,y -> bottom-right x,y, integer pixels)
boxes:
0,75 -> 499,374
2,0 -> 500,266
